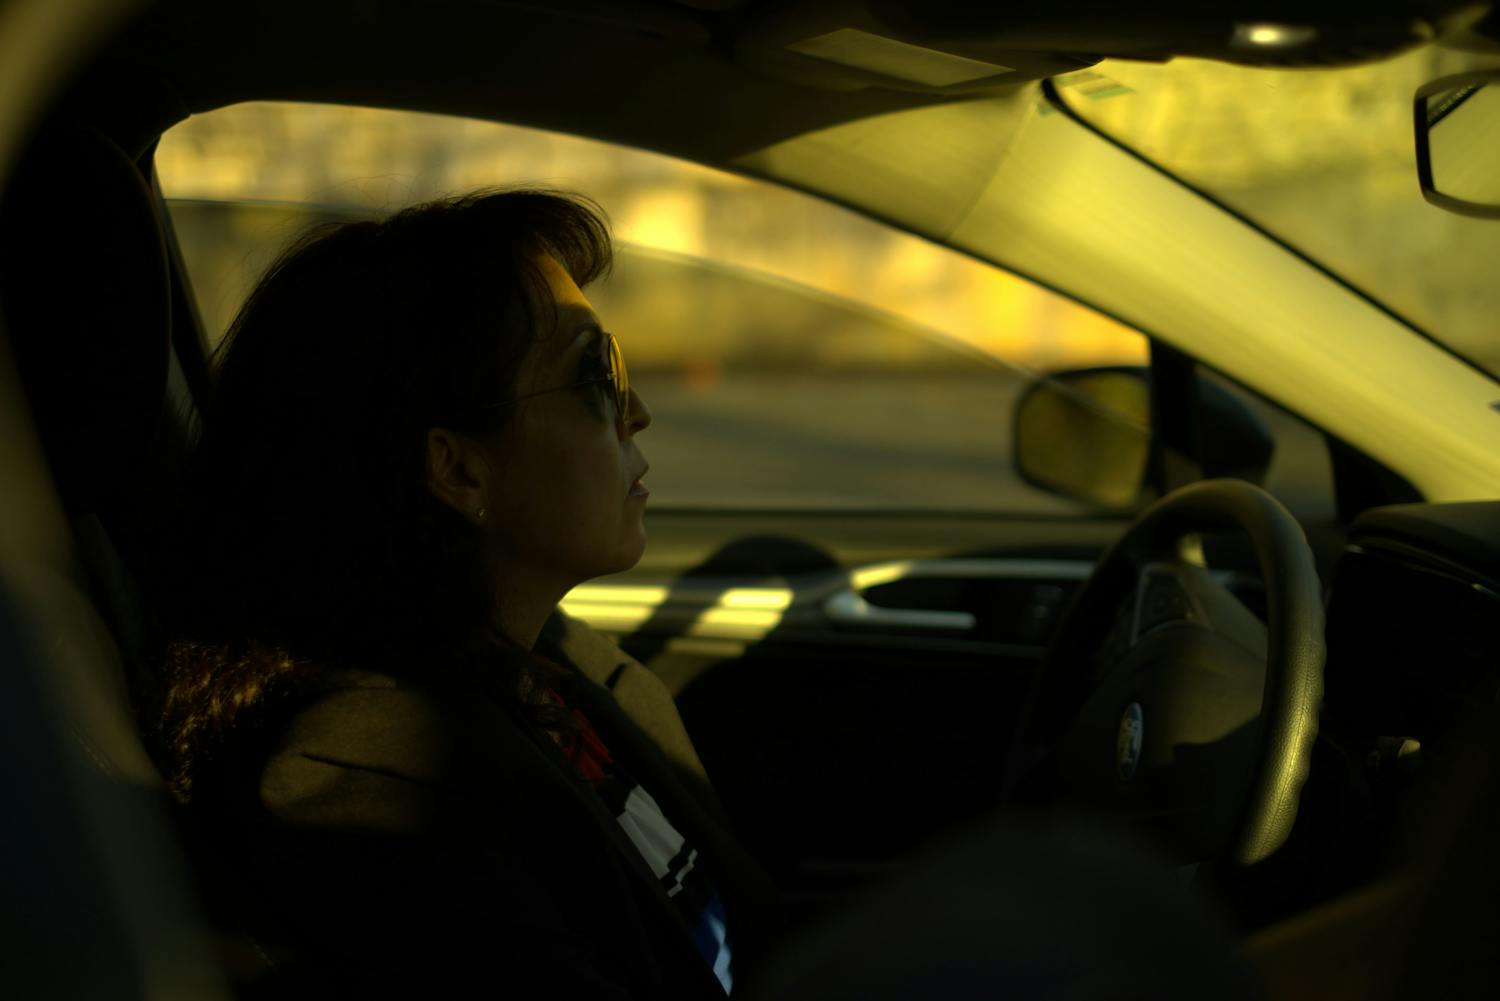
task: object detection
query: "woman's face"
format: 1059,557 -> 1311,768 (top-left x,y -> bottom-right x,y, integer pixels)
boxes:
482,255 -> 652,598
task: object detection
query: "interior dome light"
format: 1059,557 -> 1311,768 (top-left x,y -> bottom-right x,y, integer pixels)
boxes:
1231,23 -> 1319,48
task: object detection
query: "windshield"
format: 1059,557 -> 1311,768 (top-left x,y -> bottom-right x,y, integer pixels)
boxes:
1053,46 -> 1500,379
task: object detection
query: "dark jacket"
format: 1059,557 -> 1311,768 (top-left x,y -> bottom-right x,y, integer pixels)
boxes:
191,613 -> 782,999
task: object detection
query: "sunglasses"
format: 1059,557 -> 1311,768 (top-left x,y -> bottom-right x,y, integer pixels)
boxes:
480,331 -> 629,426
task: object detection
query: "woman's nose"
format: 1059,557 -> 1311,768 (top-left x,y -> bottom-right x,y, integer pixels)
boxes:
624,385 -> 651,436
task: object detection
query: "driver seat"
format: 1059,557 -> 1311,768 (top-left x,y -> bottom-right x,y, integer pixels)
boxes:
0,121 -> 227,998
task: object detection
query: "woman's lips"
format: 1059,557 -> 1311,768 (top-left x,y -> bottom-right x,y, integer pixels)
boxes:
628,462 -> 650,498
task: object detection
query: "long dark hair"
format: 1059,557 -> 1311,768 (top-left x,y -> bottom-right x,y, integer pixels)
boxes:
149,187 -> 613,802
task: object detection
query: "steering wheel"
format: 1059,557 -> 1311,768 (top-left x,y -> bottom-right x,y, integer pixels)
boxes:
1007,479 -> 1325,866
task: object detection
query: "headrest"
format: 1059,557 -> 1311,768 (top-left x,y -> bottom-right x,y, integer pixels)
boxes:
0,125 -> 171,516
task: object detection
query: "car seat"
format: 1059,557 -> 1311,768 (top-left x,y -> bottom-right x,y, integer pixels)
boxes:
0,121 -> 228,999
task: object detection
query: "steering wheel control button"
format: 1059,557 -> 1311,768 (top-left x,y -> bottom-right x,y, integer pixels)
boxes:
1133,569 -> 1195,640
1117,702 -> 1145,782
1367,736 -> 1422,778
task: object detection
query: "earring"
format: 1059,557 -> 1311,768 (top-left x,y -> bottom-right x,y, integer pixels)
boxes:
476,506 -> 487,522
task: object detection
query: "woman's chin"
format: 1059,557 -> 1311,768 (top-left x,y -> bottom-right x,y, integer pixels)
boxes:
599,530 -> 647,577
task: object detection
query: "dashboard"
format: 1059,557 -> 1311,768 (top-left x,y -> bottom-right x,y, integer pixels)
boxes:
1293,500 -> 1500,907
1324,501 -> 1500,759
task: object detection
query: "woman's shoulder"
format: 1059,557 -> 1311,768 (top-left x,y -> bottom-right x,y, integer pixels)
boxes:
256,668 -> 497,830
269,670 -> 446,765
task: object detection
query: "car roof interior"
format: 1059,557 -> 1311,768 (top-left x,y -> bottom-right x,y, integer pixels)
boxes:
76,1 -> 1496,160
5,1 -> 1500,998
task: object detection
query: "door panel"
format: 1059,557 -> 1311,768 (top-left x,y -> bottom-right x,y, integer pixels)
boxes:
564,509 -> 1131,920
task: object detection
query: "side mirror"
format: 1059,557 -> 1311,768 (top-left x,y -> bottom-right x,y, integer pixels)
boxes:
1014,369 -> 1151,510
1415,70 -> 1500,219
1013,367 -> 1274,510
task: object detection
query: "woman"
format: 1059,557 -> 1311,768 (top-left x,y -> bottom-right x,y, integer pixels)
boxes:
149,188 -> 780,999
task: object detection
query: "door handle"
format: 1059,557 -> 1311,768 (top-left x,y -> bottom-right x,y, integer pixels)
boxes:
823,589 -> 976,632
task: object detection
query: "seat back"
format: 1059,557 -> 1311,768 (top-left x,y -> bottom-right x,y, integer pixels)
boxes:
0,122 -> 227,999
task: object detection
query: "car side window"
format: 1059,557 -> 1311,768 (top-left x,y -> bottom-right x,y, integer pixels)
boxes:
158,102 -> 1152,514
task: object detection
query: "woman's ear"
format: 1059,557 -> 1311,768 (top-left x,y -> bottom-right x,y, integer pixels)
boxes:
426,427 -> 491,524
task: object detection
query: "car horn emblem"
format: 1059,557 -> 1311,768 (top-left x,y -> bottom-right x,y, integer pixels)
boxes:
1117,702 -> 1144,782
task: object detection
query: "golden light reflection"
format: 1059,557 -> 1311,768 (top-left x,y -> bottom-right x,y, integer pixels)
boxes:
557,588 -> 791,642
687,607 -> 784,640
849,561 -> 913,591
718,588 -> 794,611
554,601 -> 654,632
562,584 -> 670,607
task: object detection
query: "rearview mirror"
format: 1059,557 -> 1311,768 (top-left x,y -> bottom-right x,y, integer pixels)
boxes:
1415,70 -> 1500,219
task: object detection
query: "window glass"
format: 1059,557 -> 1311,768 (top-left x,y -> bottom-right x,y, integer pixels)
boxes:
1053,48 -> 1500,378
157,102 -> 1148,513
